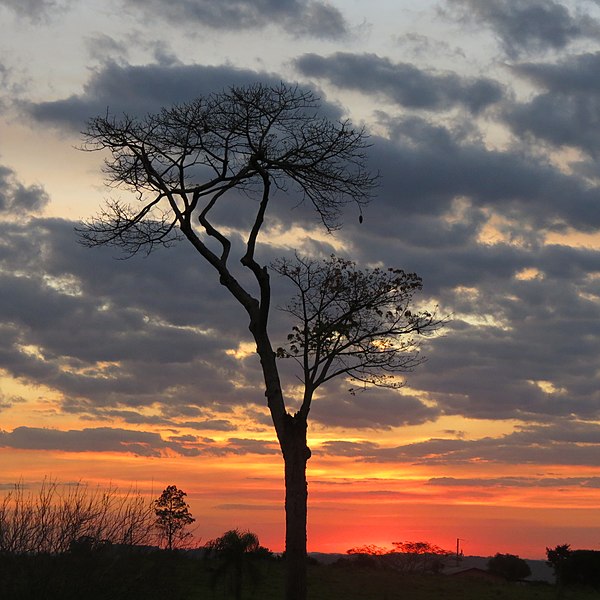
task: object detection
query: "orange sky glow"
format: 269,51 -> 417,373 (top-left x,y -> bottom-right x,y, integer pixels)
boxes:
2,432 -> 599,559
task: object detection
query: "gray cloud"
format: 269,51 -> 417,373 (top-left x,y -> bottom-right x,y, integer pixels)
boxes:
394,33 -> 466,61
294,52 -> 504,113
25,62 -> 287,132
428,476 -> 600,488
444,0 -> 600,58
0,165 -> 50,214
0,426 -> 179,457
79,408 -> 237,432
320,421 -> 600,467
0,217 -> 266,412
8,53 -> 600,432
0,426 -> 279,457
506,52 -> 600,156
4,108 -> 600,427
120,0 -> 348,39
365,115 -> 600,233
85,33 -> 130,64
310,385 -> 440,429
0,0 -> 70,23
357,239 -> 600,422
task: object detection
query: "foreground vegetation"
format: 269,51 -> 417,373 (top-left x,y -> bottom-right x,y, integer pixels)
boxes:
0,549 -> 597,600
1,484 -> 597,599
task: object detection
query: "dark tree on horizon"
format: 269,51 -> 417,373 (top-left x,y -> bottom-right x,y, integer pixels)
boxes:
153,485 -> 195,551
206,529 -> 267,600
487,553 -> 531,582
80,82 -> 440,600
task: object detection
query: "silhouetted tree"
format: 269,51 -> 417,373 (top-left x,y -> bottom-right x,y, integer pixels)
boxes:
347,544 -> 389,556
153,485 -> 195,550
390,541 -> 452,573
546,543 -> 571,586
81,83 -> 439,600
205,529 -> 269,600
346,540 -> 451,573
547,546 -> 600,589
487,553 -> 531,581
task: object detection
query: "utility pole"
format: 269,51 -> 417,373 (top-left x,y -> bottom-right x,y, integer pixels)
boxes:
456,538 -> 464,566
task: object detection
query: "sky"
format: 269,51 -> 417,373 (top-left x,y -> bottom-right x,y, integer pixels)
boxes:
1,0 -> 600,560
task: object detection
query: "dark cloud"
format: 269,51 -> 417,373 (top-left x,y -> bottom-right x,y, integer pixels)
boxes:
0,217 -> 266,412
310,385 -> 439,429
219,437 -> 279,456
181,420 -> 238,432
320,421 -> 600,467
394,33 -> 466,61
85,34 -> 130,64
0,426 -> 178,457
364,116 -> 600,233
121,0 -> 348,39
444,0 -> 600,58
79,408 -> 237,431
294,52 -> 504,113
0,426 -> 279,457
0,165 -> 50,214
25,62 -> 286,132
428,476 -> 600,488
506,52 -> 600,157
357,239 -> 600,423
6,107 -> 600,427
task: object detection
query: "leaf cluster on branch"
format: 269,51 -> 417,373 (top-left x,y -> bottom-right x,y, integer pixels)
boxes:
273,254 -> 442,402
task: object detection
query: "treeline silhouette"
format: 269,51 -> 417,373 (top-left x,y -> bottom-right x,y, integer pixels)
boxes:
547,544 -> 600,589
0,483 -> 276,600
1,483 -> 599,599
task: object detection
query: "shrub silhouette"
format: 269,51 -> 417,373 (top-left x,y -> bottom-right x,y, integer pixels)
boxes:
205,529 -> 272,600
487,553 -> 531,581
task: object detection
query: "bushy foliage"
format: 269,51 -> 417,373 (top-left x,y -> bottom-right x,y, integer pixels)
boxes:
547,545 -> 600,589
0,547 -> 204,600
487,553 -> 531,581
546,543 -> 571,582
205,529 -> 273,600
344,540 -> 452,573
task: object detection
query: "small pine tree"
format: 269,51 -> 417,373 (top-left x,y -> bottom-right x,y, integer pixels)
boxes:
153,485 -> 195,550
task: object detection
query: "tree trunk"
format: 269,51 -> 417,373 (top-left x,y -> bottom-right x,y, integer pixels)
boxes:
252,330 -> 310,600
282,414 -> 310,600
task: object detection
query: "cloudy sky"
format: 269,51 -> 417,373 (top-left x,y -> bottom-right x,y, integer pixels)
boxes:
1,0 -> 600,558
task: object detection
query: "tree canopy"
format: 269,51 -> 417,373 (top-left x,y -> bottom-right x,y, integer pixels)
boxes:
487,553 -> 531,581
80,83 -> 376,257
274,254 -> 439,402
153,485 -> 195,550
